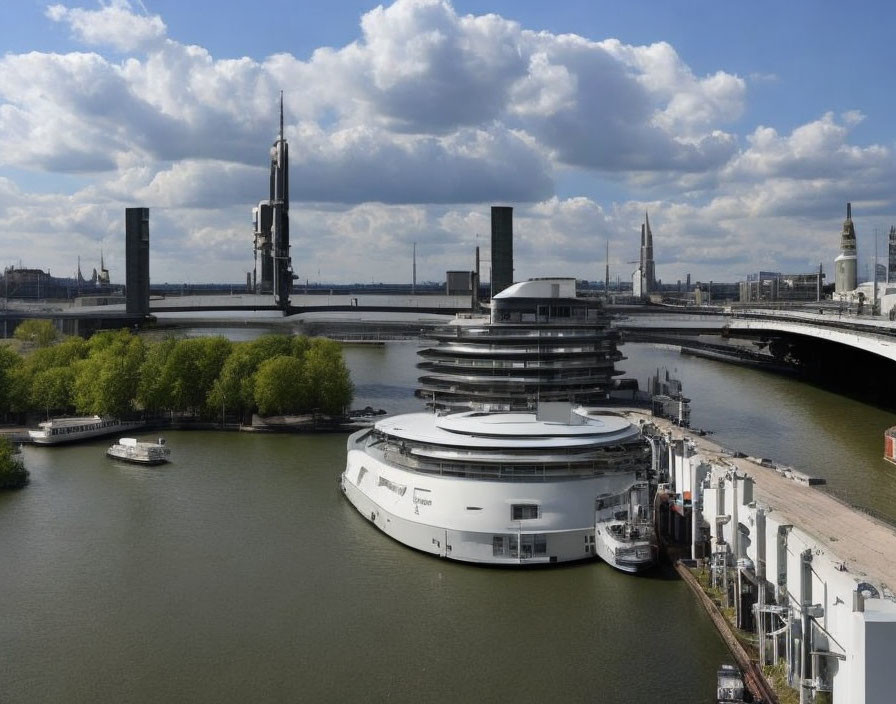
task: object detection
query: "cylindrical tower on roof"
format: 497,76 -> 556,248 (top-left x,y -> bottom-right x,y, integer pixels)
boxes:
834,202 -> 857,293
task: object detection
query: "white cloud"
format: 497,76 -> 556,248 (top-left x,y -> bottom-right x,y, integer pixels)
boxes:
46,0 -> 166,52
0,0 -> 892,286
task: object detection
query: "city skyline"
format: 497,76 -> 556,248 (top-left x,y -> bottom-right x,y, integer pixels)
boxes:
1,0 -> 895,285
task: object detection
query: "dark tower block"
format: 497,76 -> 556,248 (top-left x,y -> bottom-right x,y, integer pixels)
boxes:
125,207 -> 150,317
490,206 -> 514,296
252,91 -> 293,310
271,93 -> 292,310
253,201 -> 273,294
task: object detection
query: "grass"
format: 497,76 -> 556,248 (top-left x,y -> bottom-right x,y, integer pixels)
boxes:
763,660 -> 800,704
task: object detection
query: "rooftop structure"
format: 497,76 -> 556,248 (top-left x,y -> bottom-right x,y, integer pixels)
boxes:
490,206 -> 514,296
835,202 -> 858,293
416,277 -> 622,411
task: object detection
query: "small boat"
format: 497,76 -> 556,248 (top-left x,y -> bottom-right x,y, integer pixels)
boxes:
106,437 -> 171,465
28,416 -> 144,445
885,427 -> 896,466
716,664 -> 746,703
594,482 -> 657,573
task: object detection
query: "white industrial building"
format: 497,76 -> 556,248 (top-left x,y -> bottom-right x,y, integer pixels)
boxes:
664,436 -> 896,704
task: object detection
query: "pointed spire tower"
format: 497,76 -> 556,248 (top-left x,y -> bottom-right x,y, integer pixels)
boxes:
253,91 -> 293,309
834,202 -> 858,293
638,210 -> 656,296
271,90 -> 292,310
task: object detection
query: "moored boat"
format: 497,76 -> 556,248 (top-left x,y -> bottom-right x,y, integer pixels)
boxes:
342,403 -> 651,565
885,427 -> 896,466
106,437 -> 170,465
28,416 -> 144,445
594,482 -> 657,573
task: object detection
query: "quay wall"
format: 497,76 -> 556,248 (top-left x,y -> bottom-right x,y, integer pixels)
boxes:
634,412 -> 896,704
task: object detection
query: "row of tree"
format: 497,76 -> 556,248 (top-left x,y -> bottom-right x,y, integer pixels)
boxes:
0,437 -> 29,490
0,328 -> 354,421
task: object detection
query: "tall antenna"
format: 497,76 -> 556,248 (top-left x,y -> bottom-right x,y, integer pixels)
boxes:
279,90 -> 284,141
605,240 -> 610,298
412,242 -> 417,295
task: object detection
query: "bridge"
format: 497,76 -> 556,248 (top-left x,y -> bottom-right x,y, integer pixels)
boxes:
614,305 -> 896,365
0,292 -> 474,337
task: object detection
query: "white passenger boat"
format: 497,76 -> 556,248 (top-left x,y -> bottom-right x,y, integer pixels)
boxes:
342,403 -> 651,566
106,437 -> 170,465
594,483 -> 657,573
28,416 -> 145,445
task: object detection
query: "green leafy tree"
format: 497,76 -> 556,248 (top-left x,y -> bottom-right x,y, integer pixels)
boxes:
11,337 -> 88,414
13,319 -> 58,347
254,355 -> 307,416
74,330 -> 145,417
0,345 -> 22,418
31,366 -> 76,418
157,337 -> 232,415
303,338 -> 353,415
137,338 -> 176,412
206,335 -> 298,418
0,437 -> 29,490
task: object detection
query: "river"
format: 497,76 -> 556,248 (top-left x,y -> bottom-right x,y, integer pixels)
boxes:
2,338 -> 893,703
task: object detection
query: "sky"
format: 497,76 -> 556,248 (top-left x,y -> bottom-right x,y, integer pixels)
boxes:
1,0 -> 895,286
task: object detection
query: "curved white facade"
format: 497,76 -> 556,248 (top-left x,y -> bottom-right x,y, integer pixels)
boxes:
341,409 -> 649,565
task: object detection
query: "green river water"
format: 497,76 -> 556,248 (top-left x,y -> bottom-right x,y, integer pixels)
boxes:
2,339 -> 893,703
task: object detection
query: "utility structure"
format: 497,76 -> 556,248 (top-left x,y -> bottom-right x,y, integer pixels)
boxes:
490,206 -> 514,297
888,225 -> 896,284
834,202 -> 858,293
253,92 -> 294,310
632,211 -> 656,298
125,207 -> 150,317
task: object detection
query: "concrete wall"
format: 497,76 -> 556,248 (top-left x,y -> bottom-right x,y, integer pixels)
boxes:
692,461 -> 896,704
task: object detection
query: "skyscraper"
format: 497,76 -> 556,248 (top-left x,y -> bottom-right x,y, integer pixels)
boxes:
834,202 -> 858,293
633,211 -> 657,298
490,206 -> 513,296
125,207 -> 150,317
253,92 -> 293,309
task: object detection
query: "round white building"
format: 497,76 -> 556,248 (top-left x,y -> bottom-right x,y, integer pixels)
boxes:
341,406 -> 650,565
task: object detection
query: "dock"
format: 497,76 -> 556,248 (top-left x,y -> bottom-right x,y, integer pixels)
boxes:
630,409 -> 896,589
627,409 -> 896,703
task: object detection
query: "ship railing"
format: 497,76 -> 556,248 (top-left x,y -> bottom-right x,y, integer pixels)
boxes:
374,446 -> 647,481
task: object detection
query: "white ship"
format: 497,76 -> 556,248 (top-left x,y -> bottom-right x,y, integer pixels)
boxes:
28,416 -> 144,445
342,403 -> 651,565
106,437 -> 170,465
594,482 -> 656,573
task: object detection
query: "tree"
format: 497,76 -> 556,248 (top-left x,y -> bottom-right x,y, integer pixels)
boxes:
206,335 -> 299,418
136,338 -> 176,412
0,437 -> 28,490
74,330 -> 145,417
156,337 -> 232,415
11,337 -> 88,414
0,345 -> 21,418
254,355 -> 307,416
13,319 -> 58,347
303,338 -> 353,415
31,366 -> 75,418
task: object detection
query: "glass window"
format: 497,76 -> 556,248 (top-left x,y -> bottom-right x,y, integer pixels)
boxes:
492,536 -> 507,557
512,504 -> 538,520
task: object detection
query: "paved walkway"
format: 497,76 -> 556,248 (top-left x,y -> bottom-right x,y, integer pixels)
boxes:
626,410 -> 896,590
